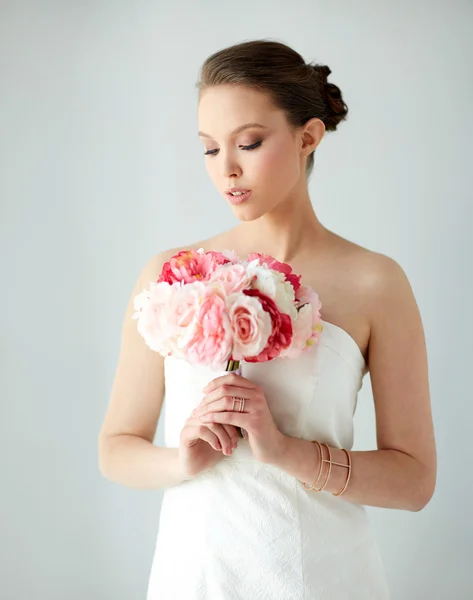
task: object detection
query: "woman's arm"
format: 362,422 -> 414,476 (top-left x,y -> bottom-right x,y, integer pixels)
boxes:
269,255 -> 437,511
269,440 -> 432,511
98,248 -> 187,490
99,435 -> 184,490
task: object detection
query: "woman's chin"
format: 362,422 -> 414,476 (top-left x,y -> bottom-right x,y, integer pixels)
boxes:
231,205 -> 266,222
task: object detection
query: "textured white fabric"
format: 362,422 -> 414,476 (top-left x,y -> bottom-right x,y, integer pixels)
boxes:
147,320 -> 390,599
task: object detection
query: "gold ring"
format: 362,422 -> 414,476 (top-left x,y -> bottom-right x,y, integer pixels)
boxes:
232,397 -> 245,412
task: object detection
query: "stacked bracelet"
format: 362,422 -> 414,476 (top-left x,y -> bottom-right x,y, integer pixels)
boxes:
302,440 -> 352,497
302,440 -> 323,491
332,448 -> 352,496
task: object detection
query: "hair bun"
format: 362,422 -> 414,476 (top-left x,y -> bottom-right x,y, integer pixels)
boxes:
310,63 -> 347,131
312,64 -> 331,82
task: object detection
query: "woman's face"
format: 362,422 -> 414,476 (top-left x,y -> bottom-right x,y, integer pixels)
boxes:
198,85 -> 307,221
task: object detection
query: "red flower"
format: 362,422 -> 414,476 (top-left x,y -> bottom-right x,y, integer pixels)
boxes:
242,289 -> 293,362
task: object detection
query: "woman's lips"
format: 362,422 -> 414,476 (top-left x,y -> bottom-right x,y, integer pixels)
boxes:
225,190 -> 252,205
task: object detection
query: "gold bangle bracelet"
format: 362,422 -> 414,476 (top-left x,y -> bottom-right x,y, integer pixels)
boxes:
303,440 -> 323,490
332,449 -> 352,497
316,443 -> 332,491
301,442 -> 352,496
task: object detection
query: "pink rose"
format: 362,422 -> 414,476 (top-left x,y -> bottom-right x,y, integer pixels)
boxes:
164,282 -> 214,360
227,293 -> 272,361
209,263 -> 254,295
242,289 -> 293,362
158,249 -> 232,284
247,252 -> 301,291
181,289 -> 233,367
281,286 -> 323,358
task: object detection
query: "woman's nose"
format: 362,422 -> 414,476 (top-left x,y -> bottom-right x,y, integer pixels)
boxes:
222,157 -> 242,180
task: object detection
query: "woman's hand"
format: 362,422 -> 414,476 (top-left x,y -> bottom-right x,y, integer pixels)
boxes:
191,371 -> 287,465
179,414 -> 240,479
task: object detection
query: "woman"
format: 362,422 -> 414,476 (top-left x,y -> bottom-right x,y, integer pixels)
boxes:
98,39 -> 436,599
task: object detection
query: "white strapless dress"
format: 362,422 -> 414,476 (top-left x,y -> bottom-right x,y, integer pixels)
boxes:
146,320 -> 390,599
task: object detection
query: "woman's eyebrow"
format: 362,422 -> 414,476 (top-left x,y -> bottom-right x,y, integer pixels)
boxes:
198,123 -> 269,139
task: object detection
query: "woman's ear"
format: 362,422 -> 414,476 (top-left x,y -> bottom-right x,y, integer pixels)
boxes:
300,118 -> 325,155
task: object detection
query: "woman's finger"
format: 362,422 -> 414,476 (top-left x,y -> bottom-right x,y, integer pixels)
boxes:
221,424 -> 239,447
195,424 -> 221,451
206,422 -> 233,454
196,396 -> 248,417
201,385 -> 254,407
188,413 -> 238,453
203,373 -> 257,394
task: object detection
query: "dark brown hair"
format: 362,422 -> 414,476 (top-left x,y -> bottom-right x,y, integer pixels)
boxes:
196,39 -> 348,178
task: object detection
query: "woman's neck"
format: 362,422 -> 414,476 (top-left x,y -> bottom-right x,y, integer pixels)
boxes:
234,197 -> 327,264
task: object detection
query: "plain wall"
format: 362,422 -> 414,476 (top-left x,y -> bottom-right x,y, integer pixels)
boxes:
1,1 -> 472,598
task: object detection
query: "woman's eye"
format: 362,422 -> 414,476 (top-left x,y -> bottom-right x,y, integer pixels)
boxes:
204,141 -> 262,156
241,141 -> 262,151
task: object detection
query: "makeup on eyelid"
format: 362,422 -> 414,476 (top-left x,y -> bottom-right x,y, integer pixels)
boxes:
204,140 -> 263,156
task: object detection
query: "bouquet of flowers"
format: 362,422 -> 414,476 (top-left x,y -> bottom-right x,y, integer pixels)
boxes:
132,248 -> 324,436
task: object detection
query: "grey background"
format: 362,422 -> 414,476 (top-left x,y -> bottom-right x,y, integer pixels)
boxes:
1,1 -> 472,598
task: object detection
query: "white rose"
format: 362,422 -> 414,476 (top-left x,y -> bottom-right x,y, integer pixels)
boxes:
246,261 -> 297,320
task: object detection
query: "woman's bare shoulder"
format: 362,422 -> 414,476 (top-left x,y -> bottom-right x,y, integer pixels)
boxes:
323,230 -> 399,279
